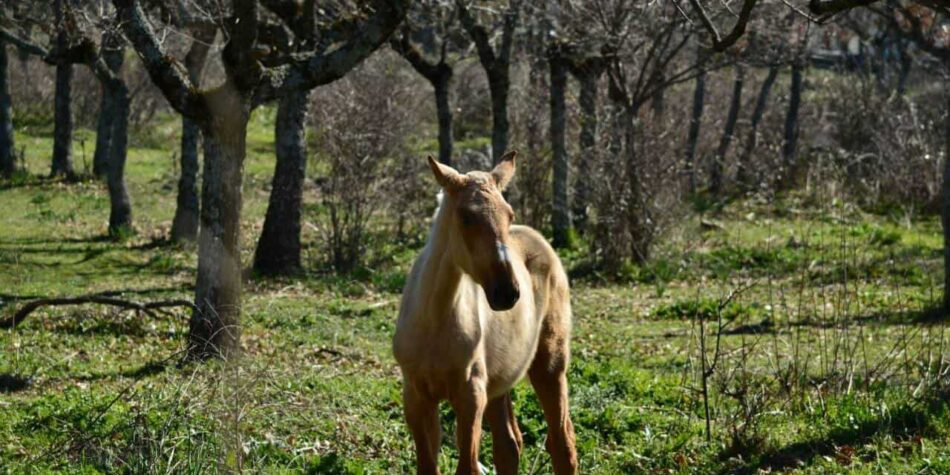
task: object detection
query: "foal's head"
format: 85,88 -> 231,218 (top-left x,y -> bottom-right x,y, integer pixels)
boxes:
428,151 -> 520,311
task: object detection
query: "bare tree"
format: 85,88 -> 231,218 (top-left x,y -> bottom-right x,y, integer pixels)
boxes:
456,0 -> 521,163
112,0 -> 409,359
392,0 -> 465,166
604,7 -> 700,263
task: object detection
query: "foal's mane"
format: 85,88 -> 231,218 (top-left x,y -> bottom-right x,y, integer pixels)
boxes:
426,190 -> 448,248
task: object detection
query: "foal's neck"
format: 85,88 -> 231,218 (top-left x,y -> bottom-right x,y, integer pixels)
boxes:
418,202 -> 464,320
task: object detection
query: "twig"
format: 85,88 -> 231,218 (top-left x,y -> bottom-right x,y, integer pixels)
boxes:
0,296 -> 194,329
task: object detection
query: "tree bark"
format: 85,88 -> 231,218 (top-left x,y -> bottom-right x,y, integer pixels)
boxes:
92,86 -> 114,177
623,103 -> 649,264
685,66 -> 706,194
51,0 -> 75,180
942,92 -> 950,312
456,0 -> 518,164
573,70 -> 598,232
489,72 -> 511,164
189,88 -> 248,360
550,48 -> 570,248
93,33 -> 125,178
107,82 -> 132,235
434,74 -> 453,166
781,62 -> 804,187
0,39 -> 14,177
51,61 -> 75,179
710,65 -> 745,196
253,89 -> 310,275
171,31 -> 214,243
736,66 -> 778,188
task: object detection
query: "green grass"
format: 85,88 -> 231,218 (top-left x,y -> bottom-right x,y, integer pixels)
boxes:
2,111 -> 950,473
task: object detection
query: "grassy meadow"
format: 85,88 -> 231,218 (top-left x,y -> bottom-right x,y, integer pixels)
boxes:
2,109 -> 950,474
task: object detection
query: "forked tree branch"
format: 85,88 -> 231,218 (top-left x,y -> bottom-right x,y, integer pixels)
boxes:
688,0 -> 758,52
112,0 -> 207,119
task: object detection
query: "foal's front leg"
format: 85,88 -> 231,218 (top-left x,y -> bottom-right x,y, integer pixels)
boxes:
450,369 -> 488,475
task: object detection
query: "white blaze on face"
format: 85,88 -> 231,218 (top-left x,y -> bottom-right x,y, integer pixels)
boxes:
496,240 -> 510,264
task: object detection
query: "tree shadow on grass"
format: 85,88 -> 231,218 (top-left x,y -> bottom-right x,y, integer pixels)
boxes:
725,394 -> 948,474
0,373 -> 32,393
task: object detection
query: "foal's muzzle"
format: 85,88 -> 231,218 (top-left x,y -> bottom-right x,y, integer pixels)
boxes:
487,277 -> 520,311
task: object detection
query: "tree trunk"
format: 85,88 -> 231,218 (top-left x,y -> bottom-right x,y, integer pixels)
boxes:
623,103 -> 649,264
0,39 -> 14,178
781,62 -> 804,187
710,65 -> 745,196
107,83 -> 132,235
93,34 -> 125,178
171,32 -> 214,243
942,92 -> 950,312
51,61 -> 75,179
573,70 -> 598,232
253,89 -> 309,275
434,73 -> 453,166
489,72 -> 510,164
550,50 -> 570,248
736,66 -> 778,188
93,88 -> 114,177
188,88 -> 248,360
685,66 -> 706,194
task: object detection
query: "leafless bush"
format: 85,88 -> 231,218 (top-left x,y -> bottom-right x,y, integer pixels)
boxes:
816,77 -> 945,212
310,52 -> 421,273
587,97 -> 690,272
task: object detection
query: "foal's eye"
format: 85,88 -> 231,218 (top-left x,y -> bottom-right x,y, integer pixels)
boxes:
459,210 -> 477,226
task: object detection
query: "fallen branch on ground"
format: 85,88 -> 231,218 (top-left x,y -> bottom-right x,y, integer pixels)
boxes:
0,296 -> 194,329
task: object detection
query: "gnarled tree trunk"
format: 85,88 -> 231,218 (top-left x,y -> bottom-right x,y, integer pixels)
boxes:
189,88 -> 249,359
0,39 -> 14,177
550,48 -> 570,248
253,89 -> 310,275
710,65 -> 744,196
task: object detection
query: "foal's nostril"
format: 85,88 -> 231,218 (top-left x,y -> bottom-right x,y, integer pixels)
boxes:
489,282 -> 520,311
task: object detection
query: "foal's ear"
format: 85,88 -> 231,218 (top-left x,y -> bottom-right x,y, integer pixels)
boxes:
491,150 -> 517,191
427,155 -> 466,191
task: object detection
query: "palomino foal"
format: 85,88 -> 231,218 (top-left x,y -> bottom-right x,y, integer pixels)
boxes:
394,151 -> 577,475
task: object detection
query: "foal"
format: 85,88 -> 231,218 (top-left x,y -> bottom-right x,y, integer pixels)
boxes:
394,151 -> 577,475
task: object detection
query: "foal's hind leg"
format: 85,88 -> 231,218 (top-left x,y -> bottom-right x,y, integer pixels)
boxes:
486,392 -> 522,475
528,321 -> 578,474
404,383 -> 442,475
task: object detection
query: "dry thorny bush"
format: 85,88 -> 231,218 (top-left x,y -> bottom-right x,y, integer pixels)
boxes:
310,53 -> 427,273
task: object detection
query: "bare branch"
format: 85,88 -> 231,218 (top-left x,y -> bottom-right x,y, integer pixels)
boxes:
112,0 -> 207,119
0,27 -> 49,57
807,0 -> 878,16
0,296 -> 194,329
688,0 -> 758,52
